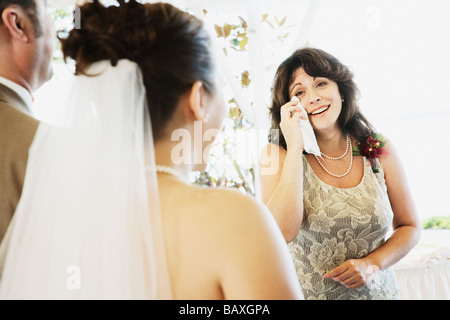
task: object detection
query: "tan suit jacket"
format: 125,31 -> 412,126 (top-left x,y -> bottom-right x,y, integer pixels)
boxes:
0,83 -> 39,242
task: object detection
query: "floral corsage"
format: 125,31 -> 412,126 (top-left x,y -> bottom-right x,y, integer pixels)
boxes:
352,133 -> 386,173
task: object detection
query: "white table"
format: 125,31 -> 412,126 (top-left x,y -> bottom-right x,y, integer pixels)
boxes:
393,230 -> 450,300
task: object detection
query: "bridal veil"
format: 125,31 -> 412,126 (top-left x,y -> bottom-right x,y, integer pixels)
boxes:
0,60 -> 172,299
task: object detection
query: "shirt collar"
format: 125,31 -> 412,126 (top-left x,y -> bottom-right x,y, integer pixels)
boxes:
0,76 -> 33,110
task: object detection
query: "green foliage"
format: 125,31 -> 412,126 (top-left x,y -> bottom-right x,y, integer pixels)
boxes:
422,216 -> 450,230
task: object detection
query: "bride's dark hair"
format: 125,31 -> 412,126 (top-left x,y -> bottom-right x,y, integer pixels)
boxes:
61,0 -> 215,140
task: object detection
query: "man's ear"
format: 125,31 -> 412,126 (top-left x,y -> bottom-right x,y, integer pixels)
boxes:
1,7 -> 31,42
187,81 -> 207,121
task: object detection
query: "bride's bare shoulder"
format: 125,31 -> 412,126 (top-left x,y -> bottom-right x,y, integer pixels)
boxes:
162,183 -> 300,300
177,184 -> 272,226
160,180 -> 276,234
190,184 -> 262,211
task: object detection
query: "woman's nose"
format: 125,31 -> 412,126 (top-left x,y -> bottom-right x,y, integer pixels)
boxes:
300,92 -> 321,105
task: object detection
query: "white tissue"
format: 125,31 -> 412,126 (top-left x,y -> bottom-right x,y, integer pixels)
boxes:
294,97 -> 321,157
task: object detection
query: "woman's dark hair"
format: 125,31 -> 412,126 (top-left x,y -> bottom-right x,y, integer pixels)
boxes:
268,47 -> 375,150
60,0 -> 215,141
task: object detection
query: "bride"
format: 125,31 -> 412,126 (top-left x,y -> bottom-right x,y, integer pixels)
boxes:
0,0 -> 303,299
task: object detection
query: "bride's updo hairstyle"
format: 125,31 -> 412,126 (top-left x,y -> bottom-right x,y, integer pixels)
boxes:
61,0 -> 216,140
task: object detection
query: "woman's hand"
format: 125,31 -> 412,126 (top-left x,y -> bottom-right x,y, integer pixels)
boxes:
279,96 -> 308,152
323,258 -> 380,289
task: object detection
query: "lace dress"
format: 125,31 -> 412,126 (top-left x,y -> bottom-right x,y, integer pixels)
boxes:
288,156 -> 400,300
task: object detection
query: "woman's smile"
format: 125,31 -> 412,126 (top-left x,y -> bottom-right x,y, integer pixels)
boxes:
308,104 -> 331,117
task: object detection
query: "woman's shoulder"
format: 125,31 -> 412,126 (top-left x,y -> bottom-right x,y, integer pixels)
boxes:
377,135 -> 402,173
178,183 -> 278,237
184,184 -> 268,219
171,183 -> 301,300
353,132 -> 398,174
183,183 -> 288,249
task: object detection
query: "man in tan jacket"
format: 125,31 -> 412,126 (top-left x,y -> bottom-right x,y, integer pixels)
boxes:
0,0 -> 55,241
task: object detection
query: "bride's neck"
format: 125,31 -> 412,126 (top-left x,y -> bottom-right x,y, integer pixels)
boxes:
153,136 -> 192,181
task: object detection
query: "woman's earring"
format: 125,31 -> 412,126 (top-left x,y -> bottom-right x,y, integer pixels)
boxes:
203,112 -> 210,122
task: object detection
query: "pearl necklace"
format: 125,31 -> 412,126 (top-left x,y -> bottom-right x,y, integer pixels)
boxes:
320,134 -> 351,160
154,165 -> 187,183
314,135 -> 353,178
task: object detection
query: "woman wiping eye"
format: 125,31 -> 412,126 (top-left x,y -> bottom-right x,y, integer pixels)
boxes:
260,47 -> 421,300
